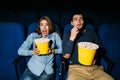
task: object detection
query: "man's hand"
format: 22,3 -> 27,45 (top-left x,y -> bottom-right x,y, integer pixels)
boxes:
70,27 -> 79,41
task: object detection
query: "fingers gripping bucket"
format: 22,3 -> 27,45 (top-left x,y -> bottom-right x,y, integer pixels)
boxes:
78,42 -> 99,65
34,38 -> 50,55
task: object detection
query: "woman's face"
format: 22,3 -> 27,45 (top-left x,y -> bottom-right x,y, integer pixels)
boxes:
39,20 -> 49,37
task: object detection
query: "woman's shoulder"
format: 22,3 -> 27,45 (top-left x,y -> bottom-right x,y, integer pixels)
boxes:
50,32 -> 62,38
51,32 -> 59,36
27,32 -> 40,38
29,32 -> 39,36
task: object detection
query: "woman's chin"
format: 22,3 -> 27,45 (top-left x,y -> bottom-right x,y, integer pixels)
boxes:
42,34 -> 48,37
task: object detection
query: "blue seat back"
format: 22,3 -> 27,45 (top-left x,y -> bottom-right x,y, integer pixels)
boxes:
0,22 -> 25,80
98,23 -> 120,80
27,22 -> 38,35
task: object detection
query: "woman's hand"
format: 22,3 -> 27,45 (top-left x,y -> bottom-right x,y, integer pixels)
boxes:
48,48 -> 55,54
32,48 -> 39,55
32,47 -> 56,55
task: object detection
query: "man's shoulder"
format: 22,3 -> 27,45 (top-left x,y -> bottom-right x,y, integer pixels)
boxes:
86,29 -> 97,34
64,30 -> 71,35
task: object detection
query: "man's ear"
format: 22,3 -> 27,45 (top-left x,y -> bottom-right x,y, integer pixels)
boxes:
71,21 -> 73,26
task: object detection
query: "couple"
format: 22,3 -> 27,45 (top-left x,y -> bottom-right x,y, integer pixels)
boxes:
18,12 -> 115,80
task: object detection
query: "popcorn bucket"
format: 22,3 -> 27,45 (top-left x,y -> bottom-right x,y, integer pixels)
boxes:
34,38 -> 50,55
77,42 -> 99,65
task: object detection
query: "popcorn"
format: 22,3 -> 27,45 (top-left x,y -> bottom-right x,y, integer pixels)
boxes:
78,42 -> 99,50
34,38 -> 50,43
34,38 -> 50,55
77,42 -> 99,65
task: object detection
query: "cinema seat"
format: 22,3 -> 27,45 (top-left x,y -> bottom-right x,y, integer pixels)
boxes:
0,22 -> 25,80
14,22 -> 63,80
98,23 -> 120,80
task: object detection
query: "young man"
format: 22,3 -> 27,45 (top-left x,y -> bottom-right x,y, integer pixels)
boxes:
62,12 -> 115,80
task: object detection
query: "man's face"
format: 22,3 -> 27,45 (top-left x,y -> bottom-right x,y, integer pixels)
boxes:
71,14 -> 84,30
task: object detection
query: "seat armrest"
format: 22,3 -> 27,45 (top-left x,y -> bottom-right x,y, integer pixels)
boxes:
13,56 -> 24,65
61,57 -> 70,80
13,56 -> 27,80
101,55 -> 114,74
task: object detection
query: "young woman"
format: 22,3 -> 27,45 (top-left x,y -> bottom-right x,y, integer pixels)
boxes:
18,16 -> 62,80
